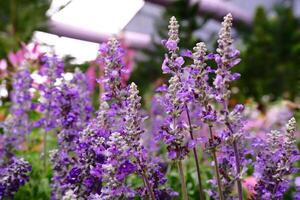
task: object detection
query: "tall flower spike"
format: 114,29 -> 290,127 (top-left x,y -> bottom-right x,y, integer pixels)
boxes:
50,70 -> 92,200
193,42 -> 207,67
124,83 -> 143,148
267,130 -> 281,150
124,83 -> 160,199
284,117 -> 296,153
217,13 -> 233,59
168,16 -> 180,43
100,37 -> 125,101
166,75 -> 183,118
164,16 -> 180,52
253,118 -> 299,199
8,65 -> 33,146
213,13 -> 241,103
191,42 -> 211,103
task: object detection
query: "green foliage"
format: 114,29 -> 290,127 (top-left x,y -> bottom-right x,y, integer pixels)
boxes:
236,5 -> 300,102
0,0 -> 51,58
14,129 -> 57,200
130,0 -> 209,102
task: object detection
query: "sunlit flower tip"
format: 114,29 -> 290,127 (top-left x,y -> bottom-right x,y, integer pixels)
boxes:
286,117 -> 296,134
108,37 -> 119,50
266,130 -> 281,147
193,42 -> 207,66
168,16 -> 180,43
217,13 -> 233,56
284,117 -> 297,152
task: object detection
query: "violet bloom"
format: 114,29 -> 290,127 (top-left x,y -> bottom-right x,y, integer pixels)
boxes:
161,17 -> 184,75
36,55 -> 64,131
0,157 -> 31,199
50,69 -> 92,200
213,13 -> 241,103
99,132 -> 135,199
98,38 -> 126,102
253,118 -> 299,199
122,83 -> 171,199
71,38 -> 129,199
210,13 -> 245,200
0,65 -> 33,199
159,75 -> 188,160
4,66 -> 33,147
160,16 -> 189,161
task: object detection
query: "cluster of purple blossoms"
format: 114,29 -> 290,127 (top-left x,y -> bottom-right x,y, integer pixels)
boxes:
36,55 -> 65,131
155,13 -> 299,200
0,12 -> 299,200
252,117 -> 299,199
0,65 -> 33,199
69,38 -> 129,199
49,68 -> 93,200
0,157 -> 31,198
159,17 -> 191,161
65,38 -> 172,200
5,65 -> 33,147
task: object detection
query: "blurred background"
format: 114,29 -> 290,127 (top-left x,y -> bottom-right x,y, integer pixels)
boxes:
0,0 -> 300,105
0,0 -> 300,199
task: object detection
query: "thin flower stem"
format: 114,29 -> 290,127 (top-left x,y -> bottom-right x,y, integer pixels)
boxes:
43,130 -> 47,169
137,158 -> 156,200
184,104 -> 206,200
141,170 -> 156,200
177,160 -> 189,200
226,122 -> 243,200
208,125 -> 224,200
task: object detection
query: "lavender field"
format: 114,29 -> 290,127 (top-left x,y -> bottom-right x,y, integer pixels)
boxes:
0,1 -> 300,200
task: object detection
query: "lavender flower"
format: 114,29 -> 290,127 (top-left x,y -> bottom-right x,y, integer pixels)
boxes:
0,65 -> 33,199
3,65 -> 33,148
214,13 -> 241,103
211,13 -> 244,200
253,118 -> 299,199
160,75 -> 188,160
123,83 -> 170,199
0,156 -> 31,199
50,69 -> 92,200
37,55 -> 64,131
68,38 -> 129,199
162,17 -> 184,75
98,38 -> 126,101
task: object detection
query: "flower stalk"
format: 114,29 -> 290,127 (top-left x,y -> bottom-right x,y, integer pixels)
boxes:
208,125 -> 224,200
177,160 -> 189,200
226,122 -> 243,200
185,104 -> 205,200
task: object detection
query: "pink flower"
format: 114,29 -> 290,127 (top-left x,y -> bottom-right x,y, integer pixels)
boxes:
0,59 -> 7,78
243,176 -> 257,196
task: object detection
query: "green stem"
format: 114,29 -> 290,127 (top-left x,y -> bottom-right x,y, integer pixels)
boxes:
141,170 -> 156,200
184,104 -> 205,200
177,160 -> 189,200
208,125 -> 224,200
226,122 -> 243,200
43,130 -> 47,169
137,158 -> 156,200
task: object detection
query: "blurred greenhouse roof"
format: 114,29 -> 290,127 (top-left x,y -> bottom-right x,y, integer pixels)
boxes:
33,0 -> 294,63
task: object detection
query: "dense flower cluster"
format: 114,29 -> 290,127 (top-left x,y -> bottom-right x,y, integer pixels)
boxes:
0,157 -> 31,198
5,65 -> 33,147
0,13 -> 299,200
49,68 -> 93,199
68,38 -> 172,200
252,118 -> 299,199
0,65 -> 33,199
155,13 -> 299,200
